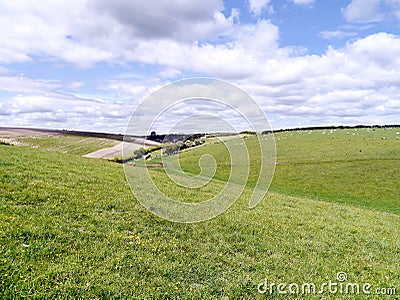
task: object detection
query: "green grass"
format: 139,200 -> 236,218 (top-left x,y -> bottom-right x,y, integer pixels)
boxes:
0,128 -> 399,298
19,134 -> 119,155
173,128 -> 400,214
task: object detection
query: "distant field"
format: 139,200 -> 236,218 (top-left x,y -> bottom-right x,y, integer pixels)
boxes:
18,134 -> 120,156
0,129 -> 161,159
0,128 -> 120,156
169,128 -> 400,214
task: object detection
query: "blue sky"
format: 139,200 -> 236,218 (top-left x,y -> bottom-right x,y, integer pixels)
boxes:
0,0 -> 399,133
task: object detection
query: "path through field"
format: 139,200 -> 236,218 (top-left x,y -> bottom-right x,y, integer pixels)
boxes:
84,138 -> 161,159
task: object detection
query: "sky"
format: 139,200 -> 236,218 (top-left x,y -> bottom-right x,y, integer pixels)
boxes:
0,0 -> 399,134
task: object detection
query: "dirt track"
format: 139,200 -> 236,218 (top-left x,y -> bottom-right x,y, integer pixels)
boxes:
83,138 -> 161,159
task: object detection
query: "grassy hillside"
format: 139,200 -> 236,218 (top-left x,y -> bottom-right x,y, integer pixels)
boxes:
1,142 -> 399,298
19,134 -> 119,156
173,128 -> 400,214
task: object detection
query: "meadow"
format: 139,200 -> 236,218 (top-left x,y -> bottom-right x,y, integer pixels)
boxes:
174,128 -> 400,214
0,128 -> 399,299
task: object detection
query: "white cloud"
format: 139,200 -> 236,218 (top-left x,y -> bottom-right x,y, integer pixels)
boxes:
248,0 -> 273,15
158,68 -> 182,79
319,30 -> 358,40
0,2 -> 275,79
2,31 -> 400,132
345,33 -> 400,70
342,0 -> 382,22
342,0 -> 400,23
0,75 -> 62,95
123,19 -> 279,79
0,0 -> 238,67
237,32 -> 400,128
102,81 -> 152,99
290,0 -> 315,6
0,74 -> 139,132
0,0 -> 116,66
0,94 -> 136,132
89,0 -> 230,43
0,1 -> 399,131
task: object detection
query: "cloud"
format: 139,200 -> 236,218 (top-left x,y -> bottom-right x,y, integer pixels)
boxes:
0,1 -> 277,79
89,0 -> 229,43
290,0 -> 315,6
0,74 -> 139,132
238,32 -> 400,128
342,0 -> 382,23
342,0 -> 400,23
0,95 -> 135,132
248,0 -> 273,16
101,80 -> 152,99
0,0 -> 238,67
0,75 -> 64,96
158,68 -> 182,79
3,30 -> 400,132
0,0 -> 115,66
0,1 -> 399,132
123,19 -> 279,79
345,32 -> 400,69
319,30 -> 358,40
